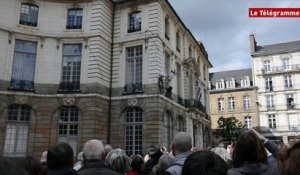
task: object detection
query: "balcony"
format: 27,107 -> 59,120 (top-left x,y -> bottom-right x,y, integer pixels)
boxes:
123,83 -> 142,94
261,64 -> 300,75
184,99 -> 206,113
9,79 -> 34,91
58,81 -> 80,92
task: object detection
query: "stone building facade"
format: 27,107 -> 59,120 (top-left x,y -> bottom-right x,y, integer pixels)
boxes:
209,69 -> 259,133
0,0 -> 212,158
250,34 -> 300,145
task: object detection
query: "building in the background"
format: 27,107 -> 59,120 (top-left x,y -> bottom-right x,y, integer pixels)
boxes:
0,0 -> 212,158
250,34 -> 300,145
209,69 -> 258,141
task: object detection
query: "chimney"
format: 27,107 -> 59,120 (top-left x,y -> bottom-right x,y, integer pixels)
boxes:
249,33 -> 257,54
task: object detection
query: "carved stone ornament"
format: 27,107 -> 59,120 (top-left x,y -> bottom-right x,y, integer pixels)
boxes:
128,98 -> 138,107
14,96 -> 29,105
61,97 -> 75,106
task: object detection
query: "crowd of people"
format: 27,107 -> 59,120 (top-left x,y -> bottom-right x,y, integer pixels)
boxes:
0,129 -> 299,175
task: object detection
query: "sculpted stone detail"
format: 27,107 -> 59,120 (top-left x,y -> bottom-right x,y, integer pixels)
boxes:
14,96 -> 30,105
128,98 -> 138,107
61,97 -> 75,106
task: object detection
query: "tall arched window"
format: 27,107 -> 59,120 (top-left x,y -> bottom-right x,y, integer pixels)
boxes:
124,107 -> 143,156
178,116 -> 185,132
165,111 -> 174,149
4,104 -> 31,157
58,106 -> 79,155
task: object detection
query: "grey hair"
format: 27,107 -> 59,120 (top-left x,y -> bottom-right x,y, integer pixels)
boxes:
77,152 -> 83,161
83,139 -> 104,160
157,154 -> 174,174
173,132 -> 192,153
105,148 -> 130,174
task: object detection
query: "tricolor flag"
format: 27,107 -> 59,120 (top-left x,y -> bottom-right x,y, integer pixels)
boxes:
197,80 -> 202,102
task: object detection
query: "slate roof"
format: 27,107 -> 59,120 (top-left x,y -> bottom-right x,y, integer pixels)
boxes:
209,68 -> 253,90
253,40 -> 300,56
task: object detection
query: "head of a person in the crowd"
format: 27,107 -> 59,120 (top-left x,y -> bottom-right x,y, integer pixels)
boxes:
21,156 -> 42,175
47,142 -> 74,171
232,131 -> 267,168
0,157 -> 26,175
156,154 -> 174,175
40,151 -> 48,175
172,132 -> 192,156
278,141 -> 300,175
82,139 -> 104,161
105,148 -> 130,174
182,150 -> 228,175
130,154 -> 144,173
103,144 -> 113,160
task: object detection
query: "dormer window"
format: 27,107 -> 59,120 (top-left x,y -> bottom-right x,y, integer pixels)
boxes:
19,3 -> 39,27
216,79 -> 225,89
128,11 -> 141,33
241,77 -> 250,87
228,78 -> 235,88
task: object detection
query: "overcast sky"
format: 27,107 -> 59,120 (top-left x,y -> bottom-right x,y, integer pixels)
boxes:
169,0 -> 300,72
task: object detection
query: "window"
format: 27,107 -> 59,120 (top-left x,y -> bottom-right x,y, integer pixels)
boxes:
241,77 -> 249,87
58,107 -> 79,155
67,8 -> 83,29
283,58 -> 291,70
128,11 -> 141,33
165,111 -> 174,149
228,78 -> 235,88
176,64 -> 182,97
19,3 -> 39,27
125,46 -> 143,93
265,77 -> 273,91
178,116 -> 185,132
244,116 -> 252,129
287,94 -> 295,109
124,107 -> 143,156
4,105 -> 30,157
228,97 -> 235,111
284,74 -> 293,88
268,114 -> 276,129
216,80 -> 224,89
60,44 -> 82,91
288,114 -> 298,131
165,52 -> 170,74
188,46 -> 192,58
176,32 -> 181,52
264,60 -> 271,72
10,40 -> 37,90
243,96 -> 251,110
165,17 -> 170,39
218,98 -> 225,111
266,95 -> 274,110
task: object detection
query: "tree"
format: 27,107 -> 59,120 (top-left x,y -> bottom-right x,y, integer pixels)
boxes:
214,116 -> 244,141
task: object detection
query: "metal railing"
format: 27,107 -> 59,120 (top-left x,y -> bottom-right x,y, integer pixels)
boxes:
261,64 -> 300,74
10,79 -> 34,91
59,81 -> 80,92
123,83 -> 143,94
184,99 -> 206,113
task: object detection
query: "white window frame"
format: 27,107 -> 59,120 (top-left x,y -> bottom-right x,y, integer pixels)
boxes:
268,114 -> 276,129
218,98 -> 225,111
266,95 -> 274,110
4,105 -> 31,157
243,96 -> 251,110
58,107 -> 79,155
264,60 -> 271,72
284,74 -> 293,88
265,77 -> 273,91
286,94 -> 295,109
283,58 -> 291,70
66,8 -> 83,29
228,97 -> 235,111
19,3 -> 39,27
128,11 -> 141,33
244,116 -> 252,129
124,107 -> 143,156
241,77 -> 249,87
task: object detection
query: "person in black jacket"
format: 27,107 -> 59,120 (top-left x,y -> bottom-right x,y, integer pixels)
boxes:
47,142 -> 77,175
78,139 -> 119,175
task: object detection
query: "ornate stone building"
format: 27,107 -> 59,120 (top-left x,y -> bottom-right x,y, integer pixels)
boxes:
250,34 -> 300,145
209,69 -> 259,136
0,0 -> 212,158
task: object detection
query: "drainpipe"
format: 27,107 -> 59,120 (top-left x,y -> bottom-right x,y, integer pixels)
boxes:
107,2 -> 115,144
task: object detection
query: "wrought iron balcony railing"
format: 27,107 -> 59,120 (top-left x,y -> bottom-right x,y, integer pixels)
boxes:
184,99 -> 206,113
9,79 -> 34,91
59,81 -> 80,92
261,64 -> 300,74
123,83 -> 143,94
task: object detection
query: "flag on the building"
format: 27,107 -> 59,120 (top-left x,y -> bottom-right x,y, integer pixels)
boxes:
197,80 -> 202,102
